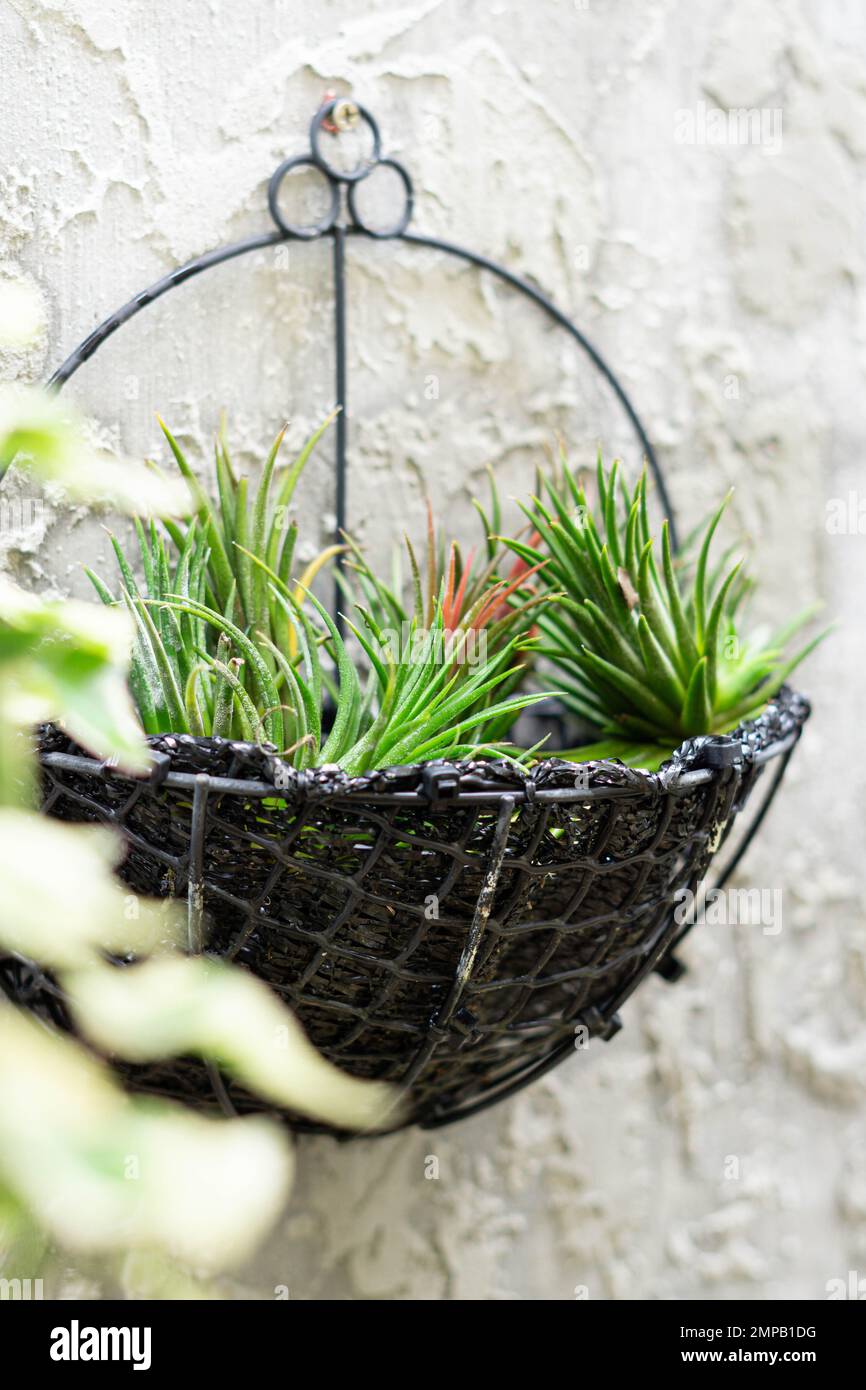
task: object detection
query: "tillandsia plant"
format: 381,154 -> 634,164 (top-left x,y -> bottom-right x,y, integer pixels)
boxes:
501,452 -> 827,770
89,421 -> 550,771
339,472 -> 552,742
86,413 -> 340,743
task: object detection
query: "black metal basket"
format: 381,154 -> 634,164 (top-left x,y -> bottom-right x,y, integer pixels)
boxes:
0,100 -> 812,1133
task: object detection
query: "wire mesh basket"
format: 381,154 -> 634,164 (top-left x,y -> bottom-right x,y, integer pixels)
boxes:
0,687 -> 807,1133
0,100 -> 812,1133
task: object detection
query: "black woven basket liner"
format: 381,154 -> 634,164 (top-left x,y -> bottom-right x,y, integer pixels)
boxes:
0,688 -> 809,1132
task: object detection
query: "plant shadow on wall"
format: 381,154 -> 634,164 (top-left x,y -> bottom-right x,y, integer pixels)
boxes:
0,285 -> 401,1300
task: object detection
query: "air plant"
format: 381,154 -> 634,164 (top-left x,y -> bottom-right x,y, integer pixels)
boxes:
86,415 -> 337,743
87,422 -> 549,771
500,453 -> 827,770
340,472 -> 552,740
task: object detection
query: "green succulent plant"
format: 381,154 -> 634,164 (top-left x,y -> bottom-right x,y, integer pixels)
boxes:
85,415 -> 333,745
87,420 -> 548,771
339,477 -> 551,742
500,452 -> 826,769
87,413 -> 824,776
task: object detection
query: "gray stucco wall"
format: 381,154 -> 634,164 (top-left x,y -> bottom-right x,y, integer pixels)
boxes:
1,0 -> 864,1300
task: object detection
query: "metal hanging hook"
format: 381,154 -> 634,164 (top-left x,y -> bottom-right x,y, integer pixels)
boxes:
321,95 -> 361,134
267,97 -> 413,240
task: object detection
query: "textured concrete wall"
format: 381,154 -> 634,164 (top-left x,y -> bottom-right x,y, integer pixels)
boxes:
1,0 -> 864,1300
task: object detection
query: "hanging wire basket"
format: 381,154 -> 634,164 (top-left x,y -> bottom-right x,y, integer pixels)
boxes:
0,99 -> 811,1134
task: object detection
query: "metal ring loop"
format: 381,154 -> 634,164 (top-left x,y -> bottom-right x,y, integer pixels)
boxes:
310,99 -> 381,184
348,158 -> 414,238
267,155 -> 339,239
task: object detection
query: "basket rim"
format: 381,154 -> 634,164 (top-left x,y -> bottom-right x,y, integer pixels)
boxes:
38,686 -> 810,807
